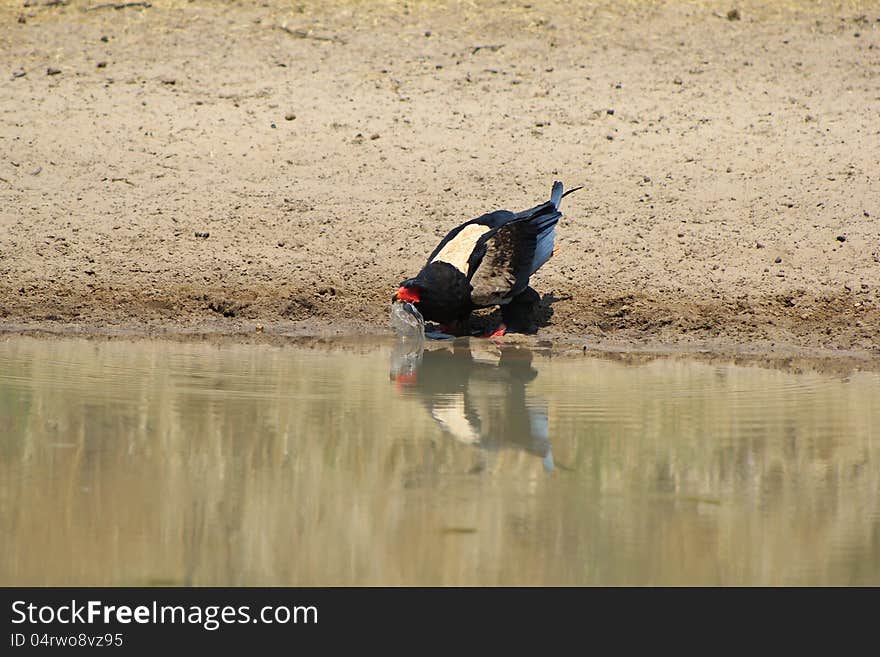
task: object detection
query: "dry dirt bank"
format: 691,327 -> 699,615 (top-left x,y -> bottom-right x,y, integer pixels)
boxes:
1,0 -> 878,356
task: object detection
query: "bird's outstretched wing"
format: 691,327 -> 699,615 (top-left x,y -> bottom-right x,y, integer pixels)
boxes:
467,203 -> 560,307
425,181 -> 581,305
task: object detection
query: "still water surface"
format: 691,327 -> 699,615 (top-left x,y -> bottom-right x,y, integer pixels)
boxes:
1,336 -> 878,585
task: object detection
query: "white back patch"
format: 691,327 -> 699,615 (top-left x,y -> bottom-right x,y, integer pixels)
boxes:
430,224 -> 491,275
430,394 -> 480,445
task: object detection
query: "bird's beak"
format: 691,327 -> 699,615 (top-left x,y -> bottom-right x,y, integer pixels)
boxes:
391,291 -> 398,303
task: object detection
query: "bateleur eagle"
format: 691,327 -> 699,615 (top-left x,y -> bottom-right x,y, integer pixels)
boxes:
392,181 -> 581,336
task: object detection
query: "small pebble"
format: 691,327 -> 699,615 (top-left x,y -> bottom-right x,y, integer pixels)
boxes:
727,8 -> 741,21
195,231 -> 209,238
607,108 -> 615,115
756,241 -> 765,249
12,69 -> 26,79
370,133 -> 380,140
46,67 -> 61,76
836,235 -> 846,243
100,35 -> 109,42
775,257 -> 782,264
97,61 -> 107,68
284,112 -> 296,121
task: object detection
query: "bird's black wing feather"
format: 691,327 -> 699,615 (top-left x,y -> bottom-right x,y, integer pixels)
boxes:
467,205 -> 560,307
467,220 -> 535,307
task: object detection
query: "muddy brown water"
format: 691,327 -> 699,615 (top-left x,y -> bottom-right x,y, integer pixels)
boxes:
1,336 -> 878,586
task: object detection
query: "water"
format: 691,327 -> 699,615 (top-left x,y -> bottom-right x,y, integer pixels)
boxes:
1,336 -> 879,586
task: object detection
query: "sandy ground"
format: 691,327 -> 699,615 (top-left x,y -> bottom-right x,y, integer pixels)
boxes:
1,0 -> 878,356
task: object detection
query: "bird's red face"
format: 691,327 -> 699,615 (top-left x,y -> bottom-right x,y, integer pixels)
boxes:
393,285 -> 421,304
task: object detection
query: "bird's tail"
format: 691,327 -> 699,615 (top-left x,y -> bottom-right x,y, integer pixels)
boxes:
550,181 -> 564,209
550,181 -> 584,210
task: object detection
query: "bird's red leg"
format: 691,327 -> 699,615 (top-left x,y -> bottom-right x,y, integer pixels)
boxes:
481,322 -> 507,338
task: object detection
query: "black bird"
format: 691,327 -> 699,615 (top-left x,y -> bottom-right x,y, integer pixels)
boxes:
392,181 -> 581,336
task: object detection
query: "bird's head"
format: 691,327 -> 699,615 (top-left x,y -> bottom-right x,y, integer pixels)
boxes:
392,280 -> 422,305
392,262 -> 472,324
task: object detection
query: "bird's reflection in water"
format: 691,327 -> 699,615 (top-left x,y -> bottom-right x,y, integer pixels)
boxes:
390,339 -> 554,471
